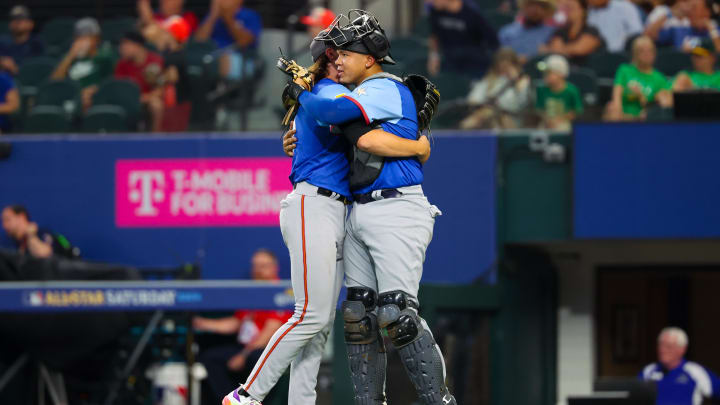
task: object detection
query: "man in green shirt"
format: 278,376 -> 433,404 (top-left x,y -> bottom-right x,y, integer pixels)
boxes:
606,36 -> 672,120
51,17 -> 115,111
673,38 -> 720,91
536,54 -> 583,131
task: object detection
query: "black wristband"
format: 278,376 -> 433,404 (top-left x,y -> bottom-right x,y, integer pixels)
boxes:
286,81 -> 306,102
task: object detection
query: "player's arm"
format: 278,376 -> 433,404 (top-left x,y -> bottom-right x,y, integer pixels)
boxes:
285,80 -> 364,125
192,316 -> 242,334
341,120 -> 431,164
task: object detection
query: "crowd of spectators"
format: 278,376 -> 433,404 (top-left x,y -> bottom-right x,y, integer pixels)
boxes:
0,0 -> 265,134
427,0 -> 720,129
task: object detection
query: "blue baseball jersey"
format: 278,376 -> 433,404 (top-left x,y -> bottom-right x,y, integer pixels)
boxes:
343,77 -> 422,194
290,78 -> 351,198
640,360 -> 720,405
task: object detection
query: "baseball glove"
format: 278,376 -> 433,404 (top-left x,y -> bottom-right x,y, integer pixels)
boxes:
277,57 -> 314,126
403,74 -> 441,133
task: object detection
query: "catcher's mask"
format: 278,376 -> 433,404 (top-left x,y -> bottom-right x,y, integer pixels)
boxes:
314,9 -> 396,65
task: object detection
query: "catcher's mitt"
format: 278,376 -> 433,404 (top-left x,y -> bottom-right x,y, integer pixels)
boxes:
404,74 -> 441,133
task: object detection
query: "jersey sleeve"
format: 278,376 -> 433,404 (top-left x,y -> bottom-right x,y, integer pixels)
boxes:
315,82 -> 348,99
706,367 -> 720,397
298,90 -> 365,124
345,80 -> 404,124
240,10 -> 263,44
614,64 -> 630,87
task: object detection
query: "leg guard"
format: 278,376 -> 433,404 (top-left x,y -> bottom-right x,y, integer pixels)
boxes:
342,287 -> 387,405
377,291 -> 457,405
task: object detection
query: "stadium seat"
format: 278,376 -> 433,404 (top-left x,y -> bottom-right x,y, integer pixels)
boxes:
92,79 -> 141,129
655,49 -> 692,77
82,105 -> 128,133
101,17 -> 137,45
413,16 -> 431,38
431,73 -> 473,101
17,57 -> 57,96
39,17 -> 76,57
0,20 -> 8,36
586,51 -> 630,80
484,10 -> 514,31
390,36 -> 428,63
568,67 -> 599,106
646,105 -> 673,121
185,39 -> 219,56
35,80 -> 82,118
524,54 -> 547,80
23,105 -> 71,133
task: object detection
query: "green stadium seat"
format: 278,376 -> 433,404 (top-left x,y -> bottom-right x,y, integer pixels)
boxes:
23,105 -> 71,133
92,79 -> 141,129
568,67 -> 599,106
0,20 -> 8,36
413,16 -> 431,38
186,40 -> 219,56
646,106 -> 673,121
390,36 -> 428,64
484,10 -> 514,31
101,17 -> 137,45
655,49 -> 692,77
431,73 -> 473,101
586,51 -> 630,80
82,105 -> 128,133
17,57 -> 57,96
35,80 -> 82,118
39,17 -> 76,57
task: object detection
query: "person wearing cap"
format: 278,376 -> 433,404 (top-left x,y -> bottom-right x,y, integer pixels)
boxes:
499,0 -> 557,60
0,5 -> 45,75
673,38 -> 720,90
114,31 -> 165,132
535,54 -> 583,130
51,17 -> 115,111
428,0 -> 499,78
301,7 -> 336,38
647,0 -> 720,52
605,36 -> 672,121
587,0 -> 644,52
195,0 -> 262,80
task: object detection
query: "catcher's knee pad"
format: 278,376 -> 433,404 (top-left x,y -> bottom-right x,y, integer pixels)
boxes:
377,291 -> 420,348
342,287 -> 379,344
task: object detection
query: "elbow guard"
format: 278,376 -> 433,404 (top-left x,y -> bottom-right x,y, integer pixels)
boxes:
340,120 -> 378,146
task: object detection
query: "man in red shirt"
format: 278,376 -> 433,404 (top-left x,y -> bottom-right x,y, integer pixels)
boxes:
114,31 -> 165,132
193,249 -> 291,402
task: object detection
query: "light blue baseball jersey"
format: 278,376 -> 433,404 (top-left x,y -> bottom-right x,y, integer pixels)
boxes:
341,76 -> 422,194
290,78 -> 352,198
640,360 -> 720,405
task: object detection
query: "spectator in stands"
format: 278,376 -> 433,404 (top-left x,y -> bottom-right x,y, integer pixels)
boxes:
195,0 -> 262,81
639,327 -> 720,405
114,31 -> 165,132
460,48 -> 530,129
0,6 -> 45,76
499,0 -> 557,61
428,0 -> 499,78
137,0 -> 196,51
301,7 -> 336,39
587,0 -> 644,52
51,18 -> 114,111
193,249 -> 290,402
0,69 -> 19,133
673,38 -> 720,89
535,54 -> 583,130
1,205 -> 79,259
646,0 -> 720,51
605,36 -> 672,121
541,0 -> 606,65
646,0 -> 691,30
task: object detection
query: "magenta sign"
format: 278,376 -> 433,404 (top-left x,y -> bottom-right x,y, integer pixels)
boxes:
115,158 -> 292,227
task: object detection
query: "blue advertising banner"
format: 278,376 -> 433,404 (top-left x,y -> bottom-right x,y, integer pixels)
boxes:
0,132 -> 496,283
574,122 -> 720,239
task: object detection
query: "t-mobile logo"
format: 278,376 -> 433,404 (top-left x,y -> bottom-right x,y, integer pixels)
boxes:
128,171 -> 166,216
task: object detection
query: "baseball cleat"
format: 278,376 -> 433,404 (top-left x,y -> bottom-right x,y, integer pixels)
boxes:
222,388 -> 262,405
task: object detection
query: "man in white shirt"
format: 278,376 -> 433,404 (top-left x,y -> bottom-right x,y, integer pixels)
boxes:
588,0 -> 644,52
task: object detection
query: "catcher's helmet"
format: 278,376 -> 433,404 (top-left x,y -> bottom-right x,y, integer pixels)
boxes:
315,9 -> 396,65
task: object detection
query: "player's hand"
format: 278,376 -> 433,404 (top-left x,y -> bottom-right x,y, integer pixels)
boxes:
283,127 -> 298,157
227,353 -> 247,371
293,77 -> 311,90
0,57 -> 18,75
417,135 -> 431,164
26,222 -> 38,236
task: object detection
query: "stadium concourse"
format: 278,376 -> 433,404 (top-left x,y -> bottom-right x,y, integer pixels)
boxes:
2,1 -> 720,405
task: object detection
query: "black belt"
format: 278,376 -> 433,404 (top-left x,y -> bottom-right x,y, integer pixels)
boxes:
294,183 -> 350,205
353,188 -> 402,204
